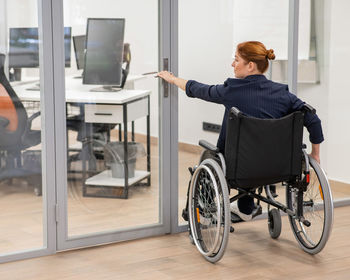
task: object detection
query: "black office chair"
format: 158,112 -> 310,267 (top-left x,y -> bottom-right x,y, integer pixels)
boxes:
0,53 -> 42,195
184,106 -> 333,263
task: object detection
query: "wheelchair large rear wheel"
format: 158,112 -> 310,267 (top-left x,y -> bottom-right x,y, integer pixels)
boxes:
188,158 -> 230,263
286,156 -> 333,254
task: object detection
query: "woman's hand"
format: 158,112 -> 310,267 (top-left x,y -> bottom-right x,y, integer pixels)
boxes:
310,143 -> 321,164
156,71 -> 188,91
156,71 -> 176,84
310,152 -> 320,164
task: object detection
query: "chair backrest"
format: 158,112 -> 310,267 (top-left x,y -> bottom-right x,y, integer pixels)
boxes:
0,53 -> 28,150
225,107 -> 304,188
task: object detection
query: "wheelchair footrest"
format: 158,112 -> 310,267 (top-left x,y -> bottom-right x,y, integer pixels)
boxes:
252,205 -> 262,218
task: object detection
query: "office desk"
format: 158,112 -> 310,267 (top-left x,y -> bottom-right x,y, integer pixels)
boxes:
13,76 -> 151,199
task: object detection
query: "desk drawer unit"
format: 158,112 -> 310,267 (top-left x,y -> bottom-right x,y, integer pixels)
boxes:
84,98 -> 148,124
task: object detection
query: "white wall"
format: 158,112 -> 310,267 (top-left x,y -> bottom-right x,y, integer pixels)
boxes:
178,0 -> 235,146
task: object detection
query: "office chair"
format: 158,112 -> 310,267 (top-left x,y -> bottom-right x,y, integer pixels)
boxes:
0,53 -> 42,195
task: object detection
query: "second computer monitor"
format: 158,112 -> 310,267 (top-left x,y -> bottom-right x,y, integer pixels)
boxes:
9,27 -> 72,68
73,35 -> 86,70
83,18 -> 125,87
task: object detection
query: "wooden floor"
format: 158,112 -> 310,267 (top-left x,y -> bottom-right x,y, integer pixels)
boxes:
0,205 -> 349,279
0,135 -> 350,254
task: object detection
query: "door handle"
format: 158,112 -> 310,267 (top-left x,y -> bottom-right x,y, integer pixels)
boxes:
163,58 -> 169,98
94,113 -> 113,116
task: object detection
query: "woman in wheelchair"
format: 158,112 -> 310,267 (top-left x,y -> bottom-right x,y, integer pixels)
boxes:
157,41 -> 333,262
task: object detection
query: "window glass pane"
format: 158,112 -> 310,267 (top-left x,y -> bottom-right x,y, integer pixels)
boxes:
298,0 -> 350,200
0,0 -> 45,254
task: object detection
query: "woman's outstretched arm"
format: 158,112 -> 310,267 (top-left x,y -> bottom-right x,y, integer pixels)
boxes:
157,71 -> 188,91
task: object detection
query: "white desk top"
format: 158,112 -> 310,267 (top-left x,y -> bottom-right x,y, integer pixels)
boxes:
12,75 -> 150,104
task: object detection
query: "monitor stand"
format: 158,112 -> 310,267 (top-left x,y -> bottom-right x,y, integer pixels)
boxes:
74,71 -> 84,79
90,86 -> 122,92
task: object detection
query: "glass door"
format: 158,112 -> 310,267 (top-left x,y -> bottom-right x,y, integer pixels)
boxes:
55,0 -> 171,250
0,0 -> 56,262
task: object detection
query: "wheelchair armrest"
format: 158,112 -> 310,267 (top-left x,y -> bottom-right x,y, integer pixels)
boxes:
303,103 -> 316,114
199,140 -> 219,153
0,116 -> 10,128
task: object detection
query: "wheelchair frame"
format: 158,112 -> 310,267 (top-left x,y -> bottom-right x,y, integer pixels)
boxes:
229,149 -> 309,220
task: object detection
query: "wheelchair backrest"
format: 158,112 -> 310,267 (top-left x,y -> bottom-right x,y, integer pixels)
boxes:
225,107 -> 304,188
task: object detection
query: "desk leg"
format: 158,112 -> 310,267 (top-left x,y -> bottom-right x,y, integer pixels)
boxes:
132,121 -> 135,142
82,121 -> 88,196
147,96 -> 151,186
118,124 -> 122,141
123,104 -> 129,199
82,122 -> 95,197
107,124 -> 111,142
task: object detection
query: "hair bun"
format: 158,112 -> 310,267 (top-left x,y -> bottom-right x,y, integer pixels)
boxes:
266,49 -> 275,60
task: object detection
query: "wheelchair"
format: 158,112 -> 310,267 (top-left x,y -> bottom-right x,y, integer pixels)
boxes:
183,105 -> 334,263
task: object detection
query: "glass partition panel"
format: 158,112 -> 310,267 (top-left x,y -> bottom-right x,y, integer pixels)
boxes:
0,0 -> 45,255
63,0 -> 160,237
178,0 -> 290,225
297,0 -> 350,201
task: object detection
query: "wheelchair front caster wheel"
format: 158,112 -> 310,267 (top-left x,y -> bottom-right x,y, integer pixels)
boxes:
230,226 -> 235,233
268,208 -> 282,239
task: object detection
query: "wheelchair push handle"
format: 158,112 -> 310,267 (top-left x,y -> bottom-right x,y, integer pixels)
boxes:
303,103 -> 316,114
229,107 -> 243,118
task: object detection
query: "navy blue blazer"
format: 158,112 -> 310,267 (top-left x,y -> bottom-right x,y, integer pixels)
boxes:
185,74 -> 324,152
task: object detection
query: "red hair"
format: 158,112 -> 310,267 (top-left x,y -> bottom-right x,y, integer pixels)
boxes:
236,41 -> 275,73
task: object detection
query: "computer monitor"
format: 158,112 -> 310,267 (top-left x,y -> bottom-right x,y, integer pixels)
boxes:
73,35 -> 86,70
83,18 -> 125,91
9,27 -> 72,68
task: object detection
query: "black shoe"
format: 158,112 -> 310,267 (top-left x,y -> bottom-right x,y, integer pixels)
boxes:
230,204 -> 262,223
